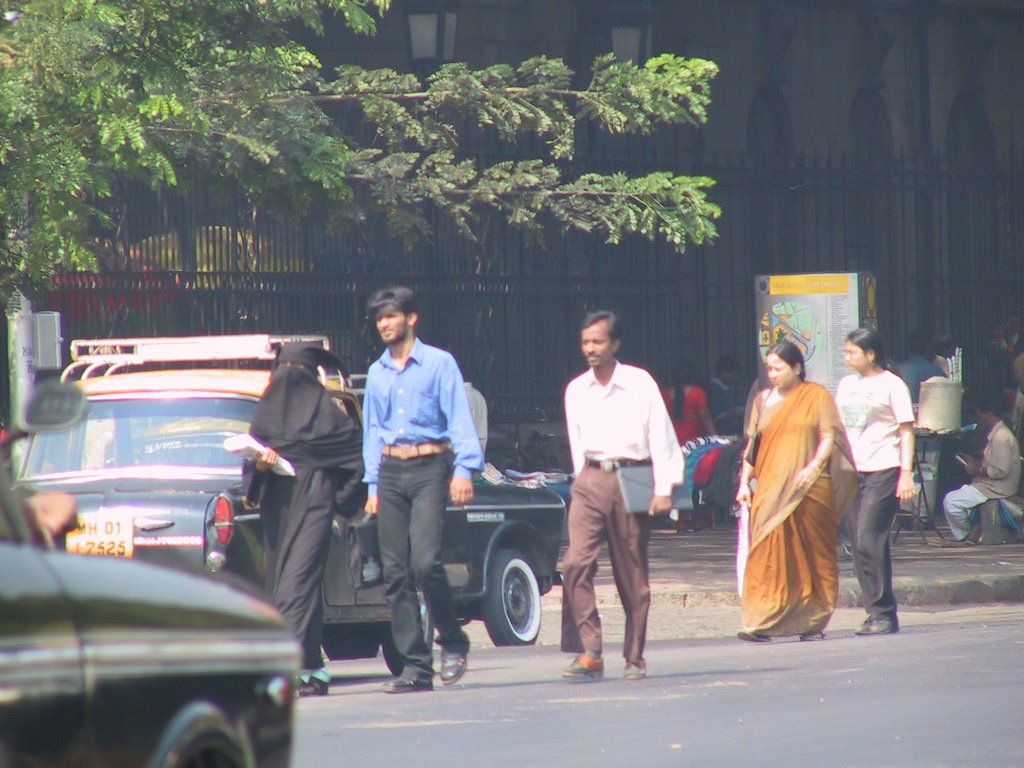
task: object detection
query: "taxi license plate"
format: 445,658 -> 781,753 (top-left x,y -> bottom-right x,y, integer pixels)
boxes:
65,511 -> 135,558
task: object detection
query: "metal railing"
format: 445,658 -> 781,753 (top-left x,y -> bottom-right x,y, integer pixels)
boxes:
22,150 -> 1024,424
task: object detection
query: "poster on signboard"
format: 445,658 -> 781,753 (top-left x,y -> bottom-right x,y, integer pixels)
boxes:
754,272 -> 877,393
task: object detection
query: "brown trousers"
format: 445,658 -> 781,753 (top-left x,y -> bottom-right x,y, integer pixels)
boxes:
560,466 -> 652,664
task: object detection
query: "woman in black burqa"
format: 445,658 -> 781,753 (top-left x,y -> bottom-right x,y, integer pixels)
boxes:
246,342 -> 363,696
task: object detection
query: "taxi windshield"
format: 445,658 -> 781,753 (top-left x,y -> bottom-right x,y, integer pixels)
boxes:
21,396 -> 257,477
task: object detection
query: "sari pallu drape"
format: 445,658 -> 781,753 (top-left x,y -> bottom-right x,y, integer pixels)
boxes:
741,383 -> 857,636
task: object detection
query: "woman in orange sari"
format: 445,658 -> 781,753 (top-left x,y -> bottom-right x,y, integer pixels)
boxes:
735,340 -> 857,642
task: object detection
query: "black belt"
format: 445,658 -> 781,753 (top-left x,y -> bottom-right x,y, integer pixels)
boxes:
585,458 -> 651,472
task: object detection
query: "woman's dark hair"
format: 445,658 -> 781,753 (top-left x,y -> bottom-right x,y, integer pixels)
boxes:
846,327 -> 892,371
670,360 -> 703,418
766,339 -> 806,380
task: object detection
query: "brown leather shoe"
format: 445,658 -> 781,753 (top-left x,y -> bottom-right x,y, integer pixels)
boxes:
562,653 -> 604,680
623,661 -> 647,680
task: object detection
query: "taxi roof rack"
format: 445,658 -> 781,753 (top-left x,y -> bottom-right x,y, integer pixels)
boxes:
61,334 -> 332,382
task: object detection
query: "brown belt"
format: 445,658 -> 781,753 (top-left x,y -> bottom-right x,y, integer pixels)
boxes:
585,457 -> 652,472
383,442 -> 448,460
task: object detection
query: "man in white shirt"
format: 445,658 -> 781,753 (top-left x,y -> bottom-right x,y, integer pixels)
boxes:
560,310 -> 684,681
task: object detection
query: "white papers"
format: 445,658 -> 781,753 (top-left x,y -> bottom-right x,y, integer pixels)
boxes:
223,433 -> 296,476
947,346 -> 963,383
504,468 -> 571,484
736,504 -> 750,596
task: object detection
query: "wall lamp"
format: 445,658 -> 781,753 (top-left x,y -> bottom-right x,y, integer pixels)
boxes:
406,1 -> 459,72
608,0 -> 653,65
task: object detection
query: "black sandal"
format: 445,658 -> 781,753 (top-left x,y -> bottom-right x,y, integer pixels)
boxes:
737,630 -> 771,643
799,632 -> 825,642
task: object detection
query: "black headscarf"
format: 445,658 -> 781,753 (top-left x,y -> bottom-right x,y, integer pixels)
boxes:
249,343 -> 363,471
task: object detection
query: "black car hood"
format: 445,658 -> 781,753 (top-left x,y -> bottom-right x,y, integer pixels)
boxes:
41,548 -> 283,633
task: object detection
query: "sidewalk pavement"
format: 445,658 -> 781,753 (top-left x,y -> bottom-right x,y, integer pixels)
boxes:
543,521 -> 1024,612
499,421 -> 1024,609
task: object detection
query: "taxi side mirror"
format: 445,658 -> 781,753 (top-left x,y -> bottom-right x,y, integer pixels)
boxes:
18,380 -> 87,435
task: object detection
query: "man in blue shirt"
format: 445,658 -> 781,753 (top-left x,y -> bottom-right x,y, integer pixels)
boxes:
897,330 -> 946,404
362,286 -> 484,693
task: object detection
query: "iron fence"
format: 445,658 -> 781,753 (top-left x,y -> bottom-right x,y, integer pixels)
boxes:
27,150 -> 1024,424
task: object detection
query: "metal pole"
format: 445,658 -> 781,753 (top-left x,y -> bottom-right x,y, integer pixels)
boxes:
6,289 -> 35,433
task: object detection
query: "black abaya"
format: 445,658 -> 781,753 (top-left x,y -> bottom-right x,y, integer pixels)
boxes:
247,343 -> 363,671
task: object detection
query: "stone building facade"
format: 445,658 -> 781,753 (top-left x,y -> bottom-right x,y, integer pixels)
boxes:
40,1 -> 1024,419
307,0 -> 1024,406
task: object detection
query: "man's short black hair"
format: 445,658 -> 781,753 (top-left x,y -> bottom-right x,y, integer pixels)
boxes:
907,330 -> 932,357
367,286 -> 417,321
715,355 -> 741,375
974,393 -> 1003,417
581,310 -> 621,341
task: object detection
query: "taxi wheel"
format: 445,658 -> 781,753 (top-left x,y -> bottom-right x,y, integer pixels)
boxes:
482,548 -> 541,646
155,717 -> 245,768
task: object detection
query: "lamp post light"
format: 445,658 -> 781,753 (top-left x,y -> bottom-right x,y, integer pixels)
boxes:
406,1 -> 459,73
608,0 -> 653,65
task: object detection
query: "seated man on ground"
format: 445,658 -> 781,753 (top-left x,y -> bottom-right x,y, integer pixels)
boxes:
942,395 -> 1022,543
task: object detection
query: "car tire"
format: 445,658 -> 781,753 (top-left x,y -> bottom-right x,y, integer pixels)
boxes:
170,736 -> 244,768
151,707 -> 246,768
482,548 -> 542,646
379,588 -> 432,676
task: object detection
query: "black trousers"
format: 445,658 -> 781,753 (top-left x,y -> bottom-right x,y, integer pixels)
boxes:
262,469 -> 337,671
848,468 -> 899,622
378,453 -> 469,678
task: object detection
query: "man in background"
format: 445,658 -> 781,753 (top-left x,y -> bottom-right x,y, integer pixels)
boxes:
708,355 -> 744,434
897,330 -> 946,404
463,380 -> 489,452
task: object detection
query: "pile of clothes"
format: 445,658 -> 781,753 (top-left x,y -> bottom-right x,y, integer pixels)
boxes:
675,436 -> 746,530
